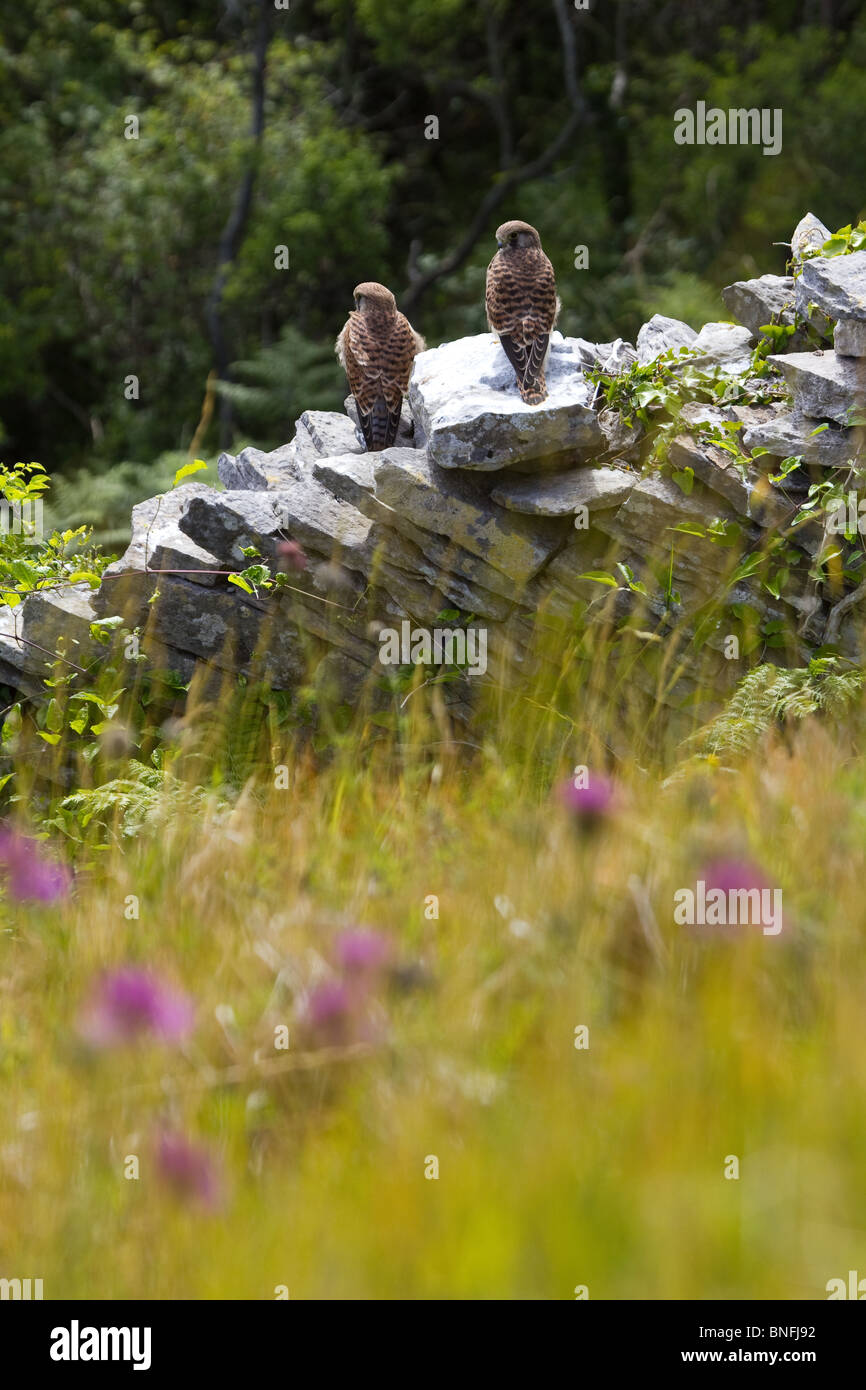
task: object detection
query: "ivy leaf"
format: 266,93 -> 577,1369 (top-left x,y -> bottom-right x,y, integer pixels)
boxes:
578,571 -> 619,586
822,234 -> 849,257
67,570 -> 102,587
173,458 -> 208,487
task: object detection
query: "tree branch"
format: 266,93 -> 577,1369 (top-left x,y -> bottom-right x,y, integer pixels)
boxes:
402,0 -> 586,313
205,0 -> 271,448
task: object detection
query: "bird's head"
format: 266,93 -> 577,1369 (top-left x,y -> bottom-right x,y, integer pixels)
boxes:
495,220 -> 542,251
352,282 -> 397,314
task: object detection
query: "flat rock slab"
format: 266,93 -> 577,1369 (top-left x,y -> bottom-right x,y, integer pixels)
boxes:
94,483 -> 225,623
636,314 -> 697,364
311,453 -> 377,509
295,410 -> 365,463
312,454 -> 523,608
571,337 -> 637,374
737,402 -> 864,467
143,576 -> 304,688
667,434 -> 790,528
491,466 -> 634,516
218,442 -> 302,490
768,349 -> 866,425
408,331 -> 603,470
835,319 -> 866,358
592,473 -> 745,601
372,447 -> 567,583
681,322 -> 755,376
795,251 -> 866,323
179,482 -> 374,573
20,583 -> 104,673
721,275 -> 796,337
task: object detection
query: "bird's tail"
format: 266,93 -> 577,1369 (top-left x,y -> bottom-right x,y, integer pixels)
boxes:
359,396 -> 401,451
518,371 -> 548,406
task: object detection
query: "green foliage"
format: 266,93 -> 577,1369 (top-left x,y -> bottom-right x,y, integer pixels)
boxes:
692,658 -> 865,758
44,454 -> 215,549
216,326 -> 344,441
808,220 -> 866,259
58,756 -> 216,839
4,5 -> 866,480
0,461 -> 111,610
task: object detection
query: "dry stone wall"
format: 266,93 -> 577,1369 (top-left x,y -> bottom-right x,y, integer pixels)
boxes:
3,212 -> 866,719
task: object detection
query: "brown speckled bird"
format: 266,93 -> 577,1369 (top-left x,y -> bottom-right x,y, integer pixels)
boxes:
336,282 -> 425,451
485,220 -> 560,404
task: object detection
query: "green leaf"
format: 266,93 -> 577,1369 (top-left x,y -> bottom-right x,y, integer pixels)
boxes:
173,458 -> 208,487
45,698 -> 64,733
228,573 -> 254,594
577,571 -> 619,587
822,235 -> 849,257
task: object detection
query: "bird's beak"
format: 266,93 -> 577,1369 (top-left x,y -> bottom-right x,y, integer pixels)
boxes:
496,239 -> 504,249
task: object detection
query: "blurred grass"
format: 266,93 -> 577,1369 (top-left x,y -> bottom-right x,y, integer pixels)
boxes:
1,602 -> 866,1300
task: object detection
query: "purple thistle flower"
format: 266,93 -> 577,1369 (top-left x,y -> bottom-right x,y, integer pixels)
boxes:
0,828 -> 71,902
557,772 -> 616,827
688,856 -> 784,939
334,929 -> 392,978
79,968 -> 194,1047
155,1131 -> 221,1208
304,979 -> 356,1047
701,857 -> 770,896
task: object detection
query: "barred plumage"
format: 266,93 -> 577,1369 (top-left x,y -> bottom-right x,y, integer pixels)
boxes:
336,282 -> 425,451
485,221 -> 560,405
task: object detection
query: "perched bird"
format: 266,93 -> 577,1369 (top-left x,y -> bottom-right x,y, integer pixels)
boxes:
486,220 -> 560,404
336,282 -> 425,451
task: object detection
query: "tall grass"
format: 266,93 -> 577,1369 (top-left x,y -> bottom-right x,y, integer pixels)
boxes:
1,586 -> 865,1300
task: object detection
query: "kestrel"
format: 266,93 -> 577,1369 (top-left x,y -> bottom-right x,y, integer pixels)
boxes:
336,282 -> 425,451
485,220 -> 560,404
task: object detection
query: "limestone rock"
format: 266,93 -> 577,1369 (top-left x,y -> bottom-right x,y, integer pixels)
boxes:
667,435 -> 791,528
683,322 -> 755,376
295,410 -> 366,463
408,331 -> 603,471
791,212 -> 831,264
372,448 -> 568,583
767,350 -> 866,425
568,338 -> 637,375
636,314 -> 697,364
835,319 -> 866,358
737,403 -> 864,467
20,583 -> 104,674
218,442 -> 301,490
490,466 -> 634,517
721,275 -> 796,337
795,251 -> 866,325
312,454 -> 527,608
